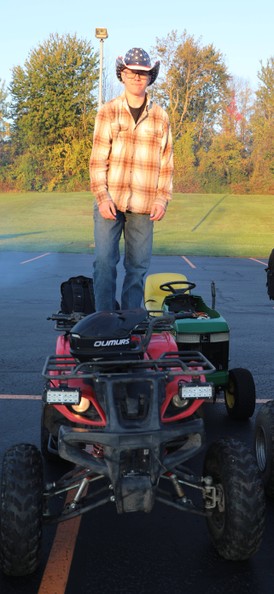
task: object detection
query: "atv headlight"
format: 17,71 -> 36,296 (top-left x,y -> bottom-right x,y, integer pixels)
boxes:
179,382 -> 214,400
71,397 -> 90,413
172,382 -> 213,408
172,394 -> 190,408
46,388 -> 81,404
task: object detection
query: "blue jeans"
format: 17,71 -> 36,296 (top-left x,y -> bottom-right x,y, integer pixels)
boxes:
93,204 -> 153,310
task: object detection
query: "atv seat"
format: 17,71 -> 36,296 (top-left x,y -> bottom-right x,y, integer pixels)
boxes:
144,273 -> 188,312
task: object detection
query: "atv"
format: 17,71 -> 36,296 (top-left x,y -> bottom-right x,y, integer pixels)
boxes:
144,272 -> 256,420
253,248 -> 274,495
0,305 -> 265,576
254,400 -> 274,497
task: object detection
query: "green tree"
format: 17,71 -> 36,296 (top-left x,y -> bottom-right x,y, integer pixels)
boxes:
173,123 -> 201,192
151,30 -> 232,192
9,33 -> 98,190
0,80 -> 12,190
250,57 -> 274,193
152,30 -> 230,147
198,87 -> 250,192
0,80 -> 10,142
198,133 -> 248,192
231,77 -> 254,150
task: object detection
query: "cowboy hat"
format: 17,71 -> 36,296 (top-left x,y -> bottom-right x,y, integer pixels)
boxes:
116,48 -> 160,86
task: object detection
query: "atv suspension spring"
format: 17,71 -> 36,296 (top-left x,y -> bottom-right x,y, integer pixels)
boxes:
169,473 -> 185,498
69,477 -> 90,510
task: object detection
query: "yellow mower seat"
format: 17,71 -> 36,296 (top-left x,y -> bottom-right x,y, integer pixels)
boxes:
144,273 -> 188,312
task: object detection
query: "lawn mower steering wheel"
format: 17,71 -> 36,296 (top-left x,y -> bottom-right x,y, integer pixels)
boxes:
160,281 -> 196,294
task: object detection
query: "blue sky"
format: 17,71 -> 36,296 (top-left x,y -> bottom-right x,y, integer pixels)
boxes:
1,0 -> 273,92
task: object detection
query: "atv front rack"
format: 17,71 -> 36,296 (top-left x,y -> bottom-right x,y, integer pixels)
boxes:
42,350 -> 215,381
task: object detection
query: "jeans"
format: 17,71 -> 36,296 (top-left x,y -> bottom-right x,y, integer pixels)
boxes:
93,204 -> 153,310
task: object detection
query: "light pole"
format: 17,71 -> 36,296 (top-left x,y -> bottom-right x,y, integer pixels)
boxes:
95,28 -> 108,109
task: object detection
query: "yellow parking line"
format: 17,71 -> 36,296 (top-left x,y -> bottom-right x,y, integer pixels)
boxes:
38,488 -> 86,594
0,394 -> 41,400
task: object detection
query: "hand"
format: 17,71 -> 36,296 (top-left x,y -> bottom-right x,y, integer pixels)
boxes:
150,204 -> 166,221
98,201 -> 117,220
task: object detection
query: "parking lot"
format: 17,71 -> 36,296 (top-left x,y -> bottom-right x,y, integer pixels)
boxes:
0,251 -> 273,594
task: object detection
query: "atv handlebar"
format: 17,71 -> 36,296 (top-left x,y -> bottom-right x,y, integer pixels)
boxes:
47,311 -> 87,330
47,310 -> 198,334
136,311 -> 200,350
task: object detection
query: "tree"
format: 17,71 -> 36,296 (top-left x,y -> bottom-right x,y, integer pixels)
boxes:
9,33 -> 98,190
0,80 -> 12,190
230,76 -> 254,150
198,132 -> 248,192
151,31 -> 232,192
152,30 -> 230,147
173,124 -> 201,192
0,80 -> 10,142
249,57 -> 274,193
197,84 -> 252,192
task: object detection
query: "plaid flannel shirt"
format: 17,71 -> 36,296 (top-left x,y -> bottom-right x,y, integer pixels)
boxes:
89,92 -> 173,214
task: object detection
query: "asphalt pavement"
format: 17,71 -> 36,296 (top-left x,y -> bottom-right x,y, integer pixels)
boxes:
0,251 -> 274,594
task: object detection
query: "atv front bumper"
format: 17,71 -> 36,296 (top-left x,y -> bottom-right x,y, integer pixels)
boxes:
57,417 -> 205,513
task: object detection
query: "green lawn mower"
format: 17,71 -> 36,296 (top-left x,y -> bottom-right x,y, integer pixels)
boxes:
144,272 -> 256,421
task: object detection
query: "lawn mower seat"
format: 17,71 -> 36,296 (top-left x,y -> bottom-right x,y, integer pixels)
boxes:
144,273 -> 188,313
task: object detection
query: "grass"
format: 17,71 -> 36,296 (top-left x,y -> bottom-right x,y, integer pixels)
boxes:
0,191 -> 273,257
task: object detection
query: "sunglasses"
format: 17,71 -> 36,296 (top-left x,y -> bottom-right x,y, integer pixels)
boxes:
123,70 -> 150,80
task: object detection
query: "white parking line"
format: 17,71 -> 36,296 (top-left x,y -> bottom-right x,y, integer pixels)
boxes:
249,257 -> 267,266
181,255 -> 196,269
21,252 -> 51,264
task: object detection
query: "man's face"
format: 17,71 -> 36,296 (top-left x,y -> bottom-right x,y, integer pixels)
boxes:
121,68 -> 151,95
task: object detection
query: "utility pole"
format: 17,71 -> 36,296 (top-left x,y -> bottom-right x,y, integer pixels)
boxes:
95,28 -> 108,109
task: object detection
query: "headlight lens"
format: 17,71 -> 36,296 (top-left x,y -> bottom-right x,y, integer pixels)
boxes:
71,397 -> 90,413
172,394 -> 190,408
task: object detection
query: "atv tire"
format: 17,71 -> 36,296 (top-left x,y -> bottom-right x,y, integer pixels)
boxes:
203,438 -> 265,560
224,367 -> 256,420
254,401 -> 274,497
0,443 -> 43,576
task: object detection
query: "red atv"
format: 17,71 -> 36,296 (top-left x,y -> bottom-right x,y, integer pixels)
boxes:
0,308 -> 265,576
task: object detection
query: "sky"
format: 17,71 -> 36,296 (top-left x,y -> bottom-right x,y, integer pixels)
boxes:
1,0 -> 273,92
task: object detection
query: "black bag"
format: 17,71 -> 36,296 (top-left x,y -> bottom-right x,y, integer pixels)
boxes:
60,275 -> 95,314
266,249 -> 274,300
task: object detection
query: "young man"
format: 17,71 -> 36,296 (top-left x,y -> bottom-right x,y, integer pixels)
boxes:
89,47 -> 173,311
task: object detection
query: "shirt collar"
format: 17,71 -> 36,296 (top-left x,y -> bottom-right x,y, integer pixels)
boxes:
120,91 -> 152,112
